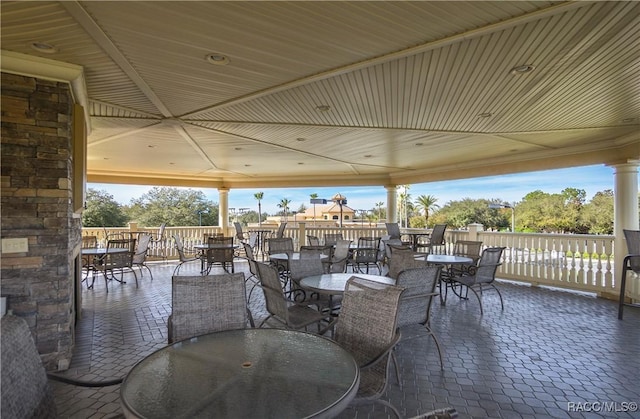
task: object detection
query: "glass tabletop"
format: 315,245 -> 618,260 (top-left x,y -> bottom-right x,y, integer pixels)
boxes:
120,328 -> 359,419
300,273 -> 395,295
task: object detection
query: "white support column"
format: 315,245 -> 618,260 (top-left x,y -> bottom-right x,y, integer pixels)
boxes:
218,187 -> 230,236
612,162 -> 639,298
385,185 -> 397,223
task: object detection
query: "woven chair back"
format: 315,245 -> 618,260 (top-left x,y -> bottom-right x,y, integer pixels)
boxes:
324,233 -> 344,247
334,277 -> 403,395
256,263 -> 289,322
395,266 -> 441,328
170,273 -> 247,342
624,230 -> 640,273
267,237 -> 293,255
132,233 -> 152,264
387,244 -> 423,279
475,247 -> 506,284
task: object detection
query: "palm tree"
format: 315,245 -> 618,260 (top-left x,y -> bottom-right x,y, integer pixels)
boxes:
397,185 -> 411,227
375,201 -> 384,220
254,192 -> 264,226
310,193 -> 318,225
415,194 -> 439,227
277,198 -> 291,221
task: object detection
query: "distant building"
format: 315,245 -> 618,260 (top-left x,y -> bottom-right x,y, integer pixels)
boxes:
299,201 -> 355,223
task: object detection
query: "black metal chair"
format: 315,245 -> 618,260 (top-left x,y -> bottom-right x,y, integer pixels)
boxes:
618,229 -> 640,319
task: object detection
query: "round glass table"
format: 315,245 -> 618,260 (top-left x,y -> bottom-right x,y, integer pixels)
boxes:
300,273 -> 395,296
120,328 -> 359,419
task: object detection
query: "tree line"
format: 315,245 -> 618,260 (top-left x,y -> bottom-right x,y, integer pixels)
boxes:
83,186 -> 627,235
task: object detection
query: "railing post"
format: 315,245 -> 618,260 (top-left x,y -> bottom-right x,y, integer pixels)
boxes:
298,222 -> 306,250
467,223 -> 483,241
128,222 -> 138,233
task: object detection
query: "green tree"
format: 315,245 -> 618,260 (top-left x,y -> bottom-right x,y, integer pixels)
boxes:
82,188 -> 129,227
580,190 -> 614,234
277,198 -> 291,219
254,192 -> 264,225
414,194 -> 439,227
310,193 -> 319,223
432,198 -> 509,230
126,187 -> 218,227
374,201 -> 386,221
397,185 -> 413,227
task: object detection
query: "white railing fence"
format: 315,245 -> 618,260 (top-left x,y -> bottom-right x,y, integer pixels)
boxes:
82,223 -> 637,301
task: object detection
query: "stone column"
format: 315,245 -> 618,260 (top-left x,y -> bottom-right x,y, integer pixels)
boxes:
612,162 -> 639,299
218,187 -> 230,236
385,185 -> 397,223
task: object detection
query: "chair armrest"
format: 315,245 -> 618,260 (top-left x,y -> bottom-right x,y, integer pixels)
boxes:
318,318 -> 339,336
47,372 -> 123,387
359,331 -> 402,370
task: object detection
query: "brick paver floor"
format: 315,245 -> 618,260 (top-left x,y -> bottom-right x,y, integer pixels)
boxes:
52,260 -> 640,418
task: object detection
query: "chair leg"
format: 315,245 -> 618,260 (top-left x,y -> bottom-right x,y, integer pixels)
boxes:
490,284 -> 504,310
426,328 -> 444,371
618,266 -> 628,320
465,286 -> 484,315
391,350 -> 401,384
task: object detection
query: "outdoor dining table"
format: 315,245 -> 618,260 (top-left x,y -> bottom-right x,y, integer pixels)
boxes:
422,254 -> 474,304
120,328 -> 360,419
300,273 -> 395,296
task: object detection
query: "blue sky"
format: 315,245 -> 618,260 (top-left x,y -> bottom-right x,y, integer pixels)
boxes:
90,164 -> 628,214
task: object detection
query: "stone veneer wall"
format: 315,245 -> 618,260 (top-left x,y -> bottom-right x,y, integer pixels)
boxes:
1,72 -> 80,370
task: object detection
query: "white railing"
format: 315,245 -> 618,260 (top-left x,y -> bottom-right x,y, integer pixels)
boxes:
83,223 -> 635,301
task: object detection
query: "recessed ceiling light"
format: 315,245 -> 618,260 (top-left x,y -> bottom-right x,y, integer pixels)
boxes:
296,138 -> 306,142
245,164 -> 251,167
30,41 -> 57,54
622,117 -> 636,123
205,53 -> 230,66
147,145 -> 155,148
316,105 -> 331,112
364,154 -> 373,158
234,147 -> 242,151
510,64 -> 535,75
478,112 -> 492,118
415,142 -> 423,146
169,162 -> 175,165
297,162 -> 304,165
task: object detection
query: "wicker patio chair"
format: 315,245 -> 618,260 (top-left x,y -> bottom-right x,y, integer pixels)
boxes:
618,229 -> 640,319
417,224 -> 447,254
449,240 -> 483,276
92,238 -> 136,292
242,241 -> 261,302
307,235 -> 321,246
448,247 -> 506,315
288,254 -> 326,304
168,272 -> 253,343
385,222 -> 412,247
1,315 -> 123,419
351,237 -> 382,274
149,222 -> 167,261
256,262 -> 328,331
326,276 -> 405,418
172,234 -> 200,275
234,221 -> 249,242
386,244 -> 426,280
276,222 -> 287,238
392,266 -> 444,382
131,232 -> 154,284
205,236 -> 235,273
81,235 -> 98,282
330,239 -> 352,273
324,233 -> 344,247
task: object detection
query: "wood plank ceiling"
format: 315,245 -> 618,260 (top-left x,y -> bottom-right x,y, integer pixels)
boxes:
1,1 -> 638,189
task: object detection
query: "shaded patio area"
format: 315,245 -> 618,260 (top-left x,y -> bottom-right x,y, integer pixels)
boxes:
53,260 -> 640,419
